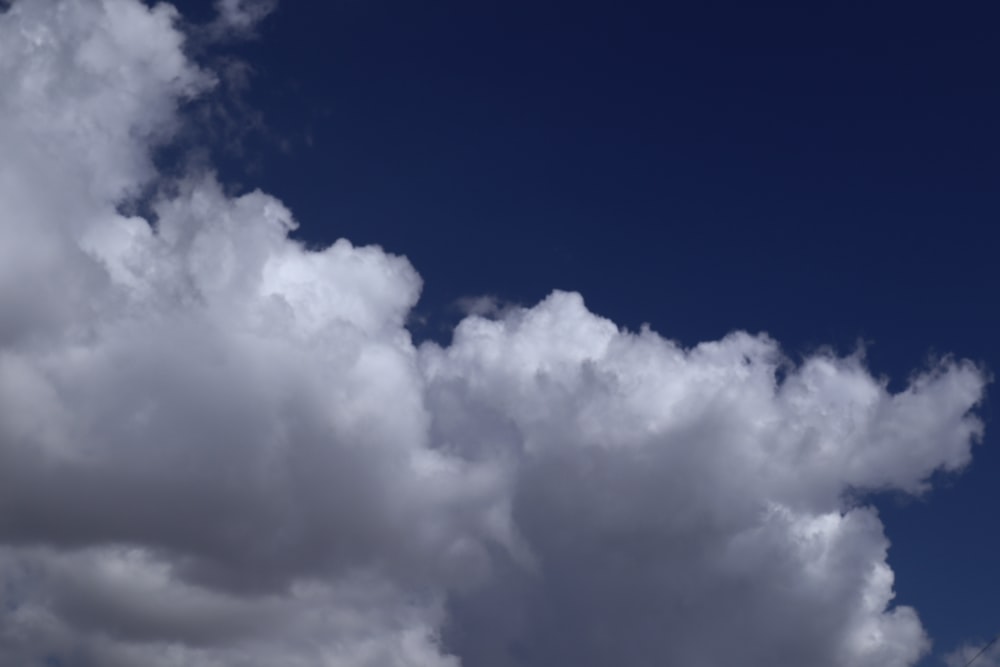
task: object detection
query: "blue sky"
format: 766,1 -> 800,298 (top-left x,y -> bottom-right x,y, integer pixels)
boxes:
171,3 -> 998,658
0,1 -> 996,665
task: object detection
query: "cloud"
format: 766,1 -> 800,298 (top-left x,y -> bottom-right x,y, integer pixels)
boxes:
424,294 -> 982,667
946,640 -> 1000,667
454,294 -> 520,319
209,0 -> 278,39
0,1 -> 989,666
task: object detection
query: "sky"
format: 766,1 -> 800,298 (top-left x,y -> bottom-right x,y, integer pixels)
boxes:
0,1 -> 996,665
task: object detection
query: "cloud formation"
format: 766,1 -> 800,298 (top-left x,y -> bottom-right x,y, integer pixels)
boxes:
208,0 -> 277,39
0,1 -> 988,666
947,641 -> 1000,667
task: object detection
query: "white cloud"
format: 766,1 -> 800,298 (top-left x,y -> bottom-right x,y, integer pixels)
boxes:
423,293 -> 982,667
946,640 -> 1000,667
0,1 -> 989,666
209,0 -> 278,39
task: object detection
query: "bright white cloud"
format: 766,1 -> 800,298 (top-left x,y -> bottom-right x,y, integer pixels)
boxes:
423,293 -> 982,667
0,1 -> 989,666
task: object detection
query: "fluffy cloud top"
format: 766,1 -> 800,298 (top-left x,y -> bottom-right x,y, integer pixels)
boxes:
0,1 -> 988,666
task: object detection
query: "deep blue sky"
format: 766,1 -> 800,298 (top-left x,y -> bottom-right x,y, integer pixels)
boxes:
171,1 -> 997,661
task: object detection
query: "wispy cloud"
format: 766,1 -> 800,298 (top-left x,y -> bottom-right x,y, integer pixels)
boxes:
209,0 -> 278,39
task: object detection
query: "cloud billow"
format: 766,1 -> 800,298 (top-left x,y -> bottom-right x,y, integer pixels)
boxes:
0,1 -> 987,665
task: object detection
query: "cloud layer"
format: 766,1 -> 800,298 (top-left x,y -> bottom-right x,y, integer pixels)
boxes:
0,2 -> 988,666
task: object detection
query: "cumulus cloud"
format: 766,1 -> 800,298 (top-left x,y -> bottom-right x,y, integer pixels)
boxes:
424,295 -> 982,667
0,1 -> 989,666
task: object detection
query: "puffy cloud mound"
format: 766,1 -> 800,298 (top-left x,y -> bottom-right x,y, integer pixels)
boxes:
425,297 -> 983,667
0,1 -> 988,666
